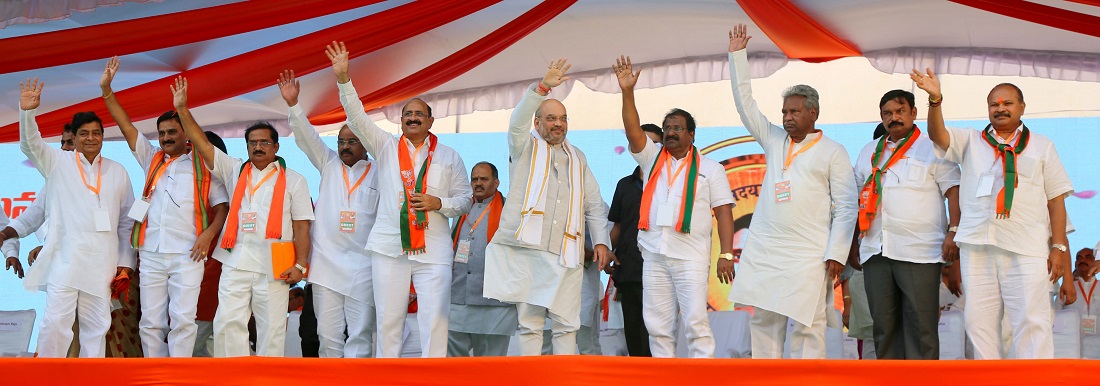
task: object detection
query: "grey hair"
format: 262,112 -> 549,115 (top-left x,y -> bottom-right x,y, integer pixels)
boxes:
782,84 -> 820,112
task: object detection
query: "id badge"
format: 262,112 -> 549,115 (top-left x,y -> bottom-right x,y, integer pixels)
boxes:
655,203 -> 677,227
339,210 -> 356,233
94,209 -> 111,232
1083,315 -> 1097,336
126,199 -> 151,222
454,239 -> 471,264
976,172 -> 994,198
242,212 -> 258,233
775,180 -> 792,203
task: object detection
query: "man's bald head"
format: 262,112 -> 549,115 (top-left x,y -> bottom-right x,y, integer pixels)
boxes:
534,99 -> 568,145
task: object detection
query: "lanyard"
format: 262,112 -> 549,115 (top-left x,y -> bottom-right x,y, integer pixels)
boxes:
467,201 -> 493,239
342,163 -> 371,205
144,155 -> 180,199
75,152 -> 102,197
1079,280 -> 1098,313
664,152 -> 691,188
246,166 -> 278,204
783,133 -> 823,172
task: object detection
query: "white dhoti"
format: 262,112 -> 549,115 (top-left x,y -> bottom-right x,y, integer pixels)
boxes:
313,280 -> 375,358
212,266 -> 290,357
484,243 -> 582,355
37,284 -> 111,358
959,243 -> 1053,359
641,250 -> 714,358
137,251 -> 204,357
372,252 -> 450,358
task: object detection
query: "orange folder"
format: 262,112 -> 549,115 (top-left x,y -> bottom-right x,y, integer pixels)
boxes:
271,241 -> 298,279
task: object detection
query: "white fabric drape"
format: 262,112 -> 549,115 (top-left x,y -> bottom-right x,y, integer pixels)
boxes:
0,0 -> 159,29
866,47 -> 1100,83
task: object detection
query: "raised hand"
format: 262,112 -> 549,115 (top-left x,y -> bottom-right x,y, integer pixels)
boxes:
613,55 -> 641,91
541,58 -> 572,89
170,76 -> 188,110
910,68 -> 942,100
278,70 -> 300,107
19,78 -> 44,110
100,56 -> 120,95
729,23 -> 752,53
325,41 -> 351,84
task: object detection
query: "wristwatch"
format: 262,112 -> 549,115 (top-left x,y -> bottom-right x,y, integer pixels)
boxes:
947,226 -> 958,233
1051,244 -> 1068,253
294,263 -> 309,276
718,253 -> 735,261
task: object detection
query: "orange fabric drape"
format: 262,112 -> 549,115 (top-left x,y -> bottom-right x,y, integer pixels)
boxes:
0,0 -> 500,143
733,0 -> 860,62
308,0 -> 579,125
0,0 -> 383,75
951,0 -> 1100,39
6,357 -> 1100,386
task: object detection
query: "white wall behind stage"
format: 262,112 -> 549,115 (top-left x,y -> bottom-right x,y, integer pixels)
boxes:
2,116 -> 1097,351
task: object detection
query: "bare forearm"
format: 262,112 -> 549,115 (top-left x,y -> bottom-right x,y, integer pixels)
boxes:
621,89 -> 646,153
101,93 -> 140,150
926,95 -> 949,150
609,223 -> 621,247
207,203 -> 229,234
293,221 -> 311,266
1048,197 -> 1068,245
946,186 -> 960,227
176,107 -> 215,165
714,204 -> 734,254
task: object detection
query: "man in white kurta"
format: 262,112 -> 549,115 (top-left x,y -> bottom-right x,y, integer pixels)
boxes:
725,26 -> 858,359
101,59 -> 231,358
483,59 -> 612,356
613,57 -> 737,358
913,71 -> 1074,359
279,71 -> 380,358
174,78 -> 315,357
16,80 -> 136,358
329,43 -> 472,358
1065,248 -> 1098,358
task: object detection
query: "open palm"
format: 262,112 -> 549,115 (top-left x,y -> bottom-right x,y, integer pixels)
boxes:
20,78 -> 43,110
613,55 -> 641,91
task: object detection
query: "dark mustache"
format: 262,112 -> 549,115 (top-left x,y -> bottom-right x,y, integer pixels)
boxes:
405,119 -> 422,126
252,150 -> 266,156
340,149 -> 353,156
994,112 -> 1011,118
888,121 -> 904,128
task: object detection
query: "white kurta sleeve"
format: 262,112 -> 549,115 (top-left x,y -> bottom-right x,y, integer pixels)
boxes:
289,103 -> 338,172
338,80 -> 394,158
19,109 -> 61,177
934,127 -> 970,164
933,154 -> 962,196
131,133 -> 157,173
288,177 -> 316,222
1039,142 -> 1074,200
629,140 -> 660,178
823,147 -> 858,263
10,190 -> 46,238
437,152 -> 472,219
728,50 -> 785,147
509,85 -> 545,158
0,213 -> 18,259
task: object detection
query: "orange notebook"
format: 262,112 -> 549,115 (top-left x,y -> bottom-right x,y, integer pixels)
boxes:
271,241 -> 298,279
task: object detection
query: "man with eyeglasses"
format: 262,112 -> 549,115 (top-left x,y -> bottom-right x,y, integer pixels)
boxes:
482,58 -> 612,356
328,42 -> 472,358
172,77 -> 315,357
14,79 -> 137,358
613,56 -> 736,358
277,69 -> 380,358
99,57 -> 231,357
726,25 -> 858,359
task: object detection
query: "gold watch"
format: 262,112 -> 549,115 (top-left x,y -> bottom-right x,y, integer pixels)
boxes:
718,253 -> 735,261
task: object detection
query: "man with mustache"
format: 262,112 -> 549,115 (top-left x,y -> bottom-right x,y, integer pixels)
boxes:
725,25 -> 858,359
328,42 -> 472,358
99,57 -> 230,357
1064,247 -> 1099,358
613,56 -> 736,358
447,161 -> 514,357
172,77 -> 315,357
912,70 -> 1073,359
15,79 -> 137,358
482,58 -> 612,356
277,69 -> 380,358
850,89 -> 961,359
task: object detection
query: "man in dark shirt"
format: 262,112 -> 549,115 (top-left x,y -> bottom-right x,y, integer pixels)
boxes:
607,123 -> 662,356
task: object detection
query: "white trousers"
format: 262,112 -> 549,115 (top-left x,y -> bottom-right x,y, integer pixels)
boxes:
313,283 -> 376,358
37,284 -> 110,358
138,251 -> 204,357
960,243 -> 1053,359
517,302 -> 578,355
212,266 -> 289,357
372,253 -> 450,358
750,305 -> 827,358
642,250 -> 714,358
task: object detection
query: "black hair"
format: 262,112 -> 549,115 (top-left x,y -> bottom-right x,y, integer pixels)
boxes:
473,161 -> 499,179
156,110 -> 182,127
879,89 -> 915,109
244,122 -> 278,144
663,108 -> 696,132
205,130 -> 228,153
70,111 -> 103,134
641,123 -> 662,137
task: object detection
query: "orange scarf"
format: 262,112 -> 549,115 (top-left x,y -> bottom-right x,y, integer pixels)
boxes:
638,146 -> 699,233
858,127 -> 919,233
399,133 -> 437,254
451,191 -> 503,249
221,157 -> 287,250
131,147 -> 213,248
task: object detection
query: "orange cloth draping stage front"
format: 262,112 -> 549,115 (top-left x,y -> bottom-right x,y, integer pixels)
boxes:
4,357 -> 1099,386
